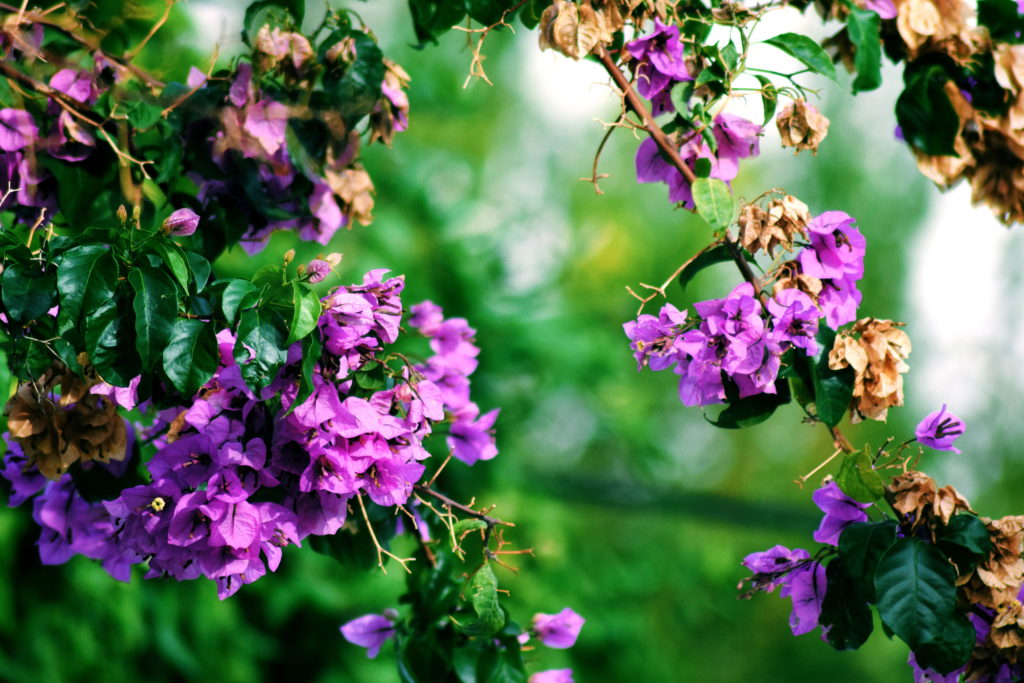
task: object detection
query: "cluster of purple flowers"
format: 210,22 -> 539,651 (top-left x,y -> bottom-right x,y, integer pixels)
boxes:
1,270 -> 497,599
796,211 -> 866,329
624,282 -> 819,407
628,18 -> 761,208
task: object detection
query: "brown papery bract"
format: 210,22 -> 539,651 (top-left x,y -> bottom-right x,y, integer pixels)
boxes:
828,318 -> 911,422
776,99 -> 830,155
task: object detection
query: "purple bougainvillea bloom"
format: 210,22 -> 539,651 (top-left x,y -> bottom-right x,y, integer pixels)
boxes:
164,208 -> 200,236
713,113 -> 762,166
742,545 -> 811,593
915,404 -> 965,454
0,108 -> 38,152
529,670 -> 574,683
780,561 -> 827,636
626,18 -> 690,100
812,481 -> 871,546
340,613 -> 396,658
767,288 -> 819,356
907,652 -> 966,683
306,259 -> 331,283
864,0 -> 897,19
533,608 -> 585,649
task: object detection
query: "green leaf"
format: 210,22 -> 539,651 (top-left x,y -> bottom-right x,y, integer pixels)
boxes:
838,520 -> 898,602
706,379 -> 791,429
162,319 -> 218,396
147,241 -> 190,293
286,281 -> 322,345
235,308 -> 288,390
835,447 -> 885,504
242,0 -> 303,45
322,32 -> 385,128
755,75 -> 778,126
847,9 -> 883,93
936,514 -> 992,562
763,32 -> 837,82
186,252 -> 211,293
453,519 -> 488,540
896,61 -> 960,156
691,177 -> 735,230
913,612 -> 976,675
88,307 -> 139,387
677,244 -> 736,291
809,325 -> 854,427
466,0 -> 512,25
819,557 -> 873,651
221,279 -> 260,326
287,330 -> 321,416
978,0 -> 1024,44
57,244 -> 118,329
874,537 -> 958,650
2,264 -> 55,322
693,157 -> 712,178
128,267 -> 178,371
457,564 -> 506,638
408,0 -> 469,45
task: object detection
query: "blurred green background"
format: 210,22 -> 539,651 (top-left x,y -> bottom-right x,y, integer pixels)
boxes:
3,2 -> 1021,681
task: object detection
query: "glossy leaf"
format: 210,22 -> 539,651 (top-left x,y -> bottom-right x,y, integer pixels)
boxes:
838,520 -> 897,602
286,281 -> 321,345
874,538 -> 958,650
810,326 -> 855,427
896,61 -> 960,156
128,267 -> 178,371
221,279 -> 260,325
147,241 -> 190,293
2,264 -> 55,322
692,177 -> 735,230
914,612 -> 976,675
235,308 -> 288,390
457,564 -> 506,638
162,319 -> 218,396
678,244 -> 735,291
819,557 -> 873,651
763,32 -> 837,82
57,244 -> 118,328
835,448 -> 885,504
847,9 -> 882,93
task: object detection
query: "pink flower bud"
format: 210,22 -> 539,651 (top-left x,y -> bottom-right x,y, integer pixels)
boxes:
163,208 -> 200,236
306,259 -> 331,283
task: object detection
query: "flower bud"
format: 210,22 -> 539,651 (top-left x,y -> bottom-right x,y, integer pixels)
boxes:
324,252 -> 343,267
305,259 -> 331,283
117,204 -> 128,225
283,249 -> 295,265
163,208 -> 200,236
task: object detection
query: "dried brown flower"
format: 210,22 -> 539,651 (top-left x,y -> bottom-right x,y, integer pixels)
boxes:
738,195 -> 810,255
326,167 -> 375,226
828,318 -> 911,422
777,100 -> 830,155
963,515 -> 1024,611
539,1 -> 607,60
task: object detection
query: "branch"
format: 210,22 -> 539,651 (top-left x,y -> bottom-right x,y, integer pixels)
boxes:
413,484 -> 513,528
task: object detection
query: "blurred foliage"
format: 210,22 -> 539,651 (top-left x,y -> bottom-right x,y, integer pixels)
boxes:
0,1 -> 985,682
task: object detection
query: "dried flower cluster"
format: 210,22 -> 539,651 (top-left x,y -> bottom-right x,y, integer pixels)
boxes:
738,195 -> 811,255
828,318 -> 911,421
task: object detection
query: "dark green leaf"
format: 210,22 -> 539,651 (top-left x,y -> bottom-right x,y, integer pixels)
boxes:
819,557 -> 873,651
408,0 -> 469,45
936,514 -> 992,560
457,564 -> 506,637
466,0 -> 512,25
838,520 -> 898,602
221,279 -> 260,325
57,245 -> 118,330
162,319 -> 218,396
913,612 -> 975,674
678,244 -> 736,290
810,325 -> 855,427
88,308 -> 139,387
286,281 -> 321,345
978,0 -> 1024,44
847,9 -> 883,93
242,0 -> 303,45
896,61 -> 960,156
694,157 -> 712,178
835,447 -> 885,503
2,265 -> 55,322
235,308 -> 288,390
874,537 -> 958,650
146,241 -> 190,293
692,177 -> 735,230
128,267 -> 178,371
706,379 -> 791,429
185,252 -> 211,293
322,32 -> 385,128
764,32 -> 837,82
287,330 -> 321,416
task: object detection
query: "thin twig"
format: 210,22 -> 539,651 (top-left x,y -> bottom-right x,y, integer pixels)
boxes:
413,484 -> 513,527
356,493 -> 414,575
123,0 -> 174,62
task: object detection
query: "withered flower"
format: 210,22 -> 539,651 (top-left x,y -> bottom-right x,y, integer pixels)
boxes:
828,318 -> 911,422
538,1 -> 607,60
738,195 -> 810,255
776,100 -> 830,155
963,515 -> 1024,611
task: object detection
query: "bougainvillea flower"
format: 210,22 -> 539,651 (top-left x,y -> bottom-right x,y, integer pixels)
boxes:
0,108 -> 38,152
340,612 -> 396,658
864,0 -> 897,19
780,561 -> 827,636
626,18 -> 690,100
533,607 -> 585,649
812,481 -> 871,545
767,288 -> 819,355
915,404 -> 965,454
164,208 -> 200,236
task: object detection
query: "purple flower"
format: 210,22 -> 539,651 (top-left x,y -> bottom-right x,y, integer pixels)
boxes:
626,18 -> 690,100
767,289 -> 819,356
623,302 -> 687,371
812,481 -> 871,546
306,259 -> 331,283
533,607 -> 585,649
915,404 -> 964,454
0,109 -> 38,152
865,0 -> 897,19
713,113 -> 762,167
529,671 -> 574,683
799,211 -> 865,281
742,545 -> 811,593
164,208 -> 200,236
907,652 -> 965,683
780,561 -> 826,636
340,612 -> 396,658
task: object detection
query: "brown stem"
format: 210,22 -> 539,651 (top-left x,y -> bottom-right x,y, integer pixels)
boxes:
596,46 -> 697,186
413,484 -> 513,528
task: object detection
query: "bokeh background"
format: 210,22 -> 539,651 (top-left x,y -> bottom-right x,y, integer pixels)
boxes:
3,2 -> 1024,681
